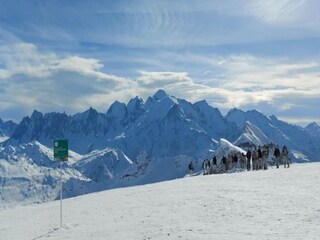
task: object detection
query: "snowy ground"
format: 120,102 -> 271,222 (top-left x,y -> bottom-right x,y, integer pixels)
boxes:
1,163 -> 320,240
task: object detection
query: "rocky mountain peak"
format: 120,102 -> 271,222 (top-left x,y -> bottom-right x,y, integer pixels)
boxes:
153,89 -> 168,101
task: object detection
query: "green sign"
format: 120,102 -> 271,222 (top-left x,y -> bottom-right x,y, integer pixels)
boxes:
54,139 -> 68,161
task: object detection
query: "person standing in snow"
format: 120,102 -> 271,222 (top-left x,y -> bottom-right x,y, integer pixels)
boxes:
262,145 -> 268,170
233,154 -> 238,169
202,159 -> 209,175
227,155 -> 232,171
252,149 -> 258,170
273,145 -> 281,168
246,149 -> 252,171
282,145 -> 289,168
188,161 -> 194,176
212,155 -> 217,166
211,156 -> 217,174
257,147 -> 263,170
222,156 -> 227,173
207,159 -> 211,174
202,160 -> 206,175
240,153 -> 246,169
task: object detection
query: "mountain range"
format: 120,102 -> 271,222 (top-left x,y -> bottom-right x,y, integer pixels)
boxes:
1,89 -> 319,206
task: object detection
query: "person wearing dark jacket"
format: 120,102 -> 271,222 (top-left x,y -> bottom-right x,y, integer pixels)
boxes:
262,145 -> 269,170
274,145 -> 281,168
233,154 -> 238,169
246,150 -> 252,171
258,148 -> 263,170
212,156 -> 217,166
222,156 -> 227,173
211,156 -> 217,174
252,150 -> 258,170
188,161 -> 194,175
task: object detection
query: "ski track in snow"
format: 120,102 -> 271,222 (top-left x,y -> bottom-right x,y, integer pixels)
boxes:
1,163 -> 320,240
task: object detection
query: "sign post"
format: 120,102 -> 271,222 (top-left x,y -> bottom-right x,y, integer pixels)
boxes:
54,139 -> 68,228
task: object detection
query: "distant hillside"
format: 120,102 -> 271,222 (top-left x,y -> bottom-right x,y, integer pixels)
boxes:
3,89 -> 319,161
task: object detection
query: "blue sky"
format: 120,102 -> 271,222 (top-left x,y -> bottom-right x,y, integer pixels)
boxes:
0,0 -> 319,126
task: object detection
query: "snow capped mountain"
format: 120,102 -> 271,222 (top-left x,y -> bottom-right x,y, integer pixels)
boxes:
226,108 -> 272,130
3,89 -> 320,162
106,101 -> 128,137
226,108 -> 320,161
124,91 -> 216,158
305,122 -> 320,138
6,90 -> 318,163
0,118 -> 17,142
73,148 -> 133,183
127,96 -> 145,122
9,111 -> 70,146
234,121 -> 271,147
71,107 -> 106,136
0,141 -> 93,206
180,99 -> 240,142
216,138 -> 246,164
0,141 -> 150,206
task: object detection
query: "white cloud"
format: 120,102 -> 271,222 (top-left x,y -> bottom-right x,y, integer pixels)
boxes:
278,116 -> 320,126
0,43 -> 136,118
246,0 -> 307,25
217,55 -> 320,91
0,69 -> 11,79
0,43 -> 56,78
53,56 -> 129,84
223,56 -> 320,98
0,43 -> 129,84
137,71 -> 192,85
244,0 -> 320,35
144,52 -> 320,112
126,54 -> 320,127
0,41 -> 319,126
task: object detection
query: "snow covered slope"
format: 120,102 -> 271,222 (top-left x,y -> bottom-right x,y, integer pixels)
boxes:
1,162 -> 319,240
73,148 -> 133,183
0,141 -> 95,207
0,140 -> 200,206
217,138 -> 246,161
234,121 -> 271,147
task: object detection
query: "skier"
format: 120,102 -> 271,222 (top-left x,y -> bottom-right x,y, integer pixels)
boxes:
273,145 -> 280,168
246,149 -> 252,171
188,161 -> 194,176
282,145 -> 289,168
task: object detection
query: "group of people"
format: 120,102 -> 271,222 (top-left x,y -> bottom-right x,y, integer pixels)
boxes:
274,145 -> 289,168
188,144 -> 290,176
